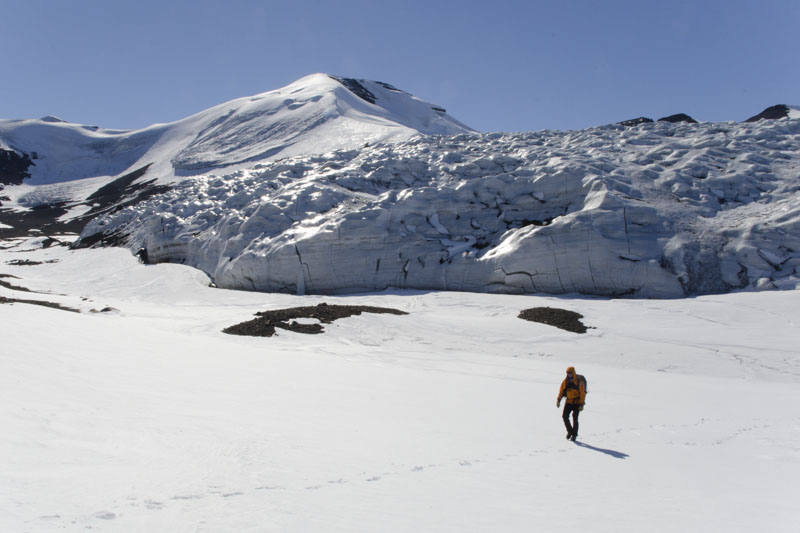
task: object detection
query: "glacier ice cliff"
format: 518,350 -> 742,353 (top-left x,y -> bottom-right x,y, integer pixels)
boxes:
77,117 -> 800,298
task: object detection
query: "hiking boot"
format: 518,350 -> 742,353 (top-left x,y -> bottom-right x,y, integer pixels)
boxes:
570,434 -> 577,441
566,432 -> 572,440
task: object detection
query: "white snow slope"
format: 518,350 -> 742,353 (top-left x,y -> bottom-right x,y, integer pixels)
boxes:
80,117 -> 800,298
0,73 -> 471,191
1,237 -> 799,532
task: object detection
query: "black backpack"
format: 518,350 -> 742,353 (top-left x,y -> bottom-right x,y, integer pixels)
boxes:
577,374 -> 588,393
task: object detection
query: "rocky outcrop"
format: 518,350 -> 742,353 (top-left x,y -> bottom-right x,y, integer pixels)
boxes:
745,104 -> 792,122
618,117 -> 654,127
0,149 -> 33,185
658,113 -> 697,124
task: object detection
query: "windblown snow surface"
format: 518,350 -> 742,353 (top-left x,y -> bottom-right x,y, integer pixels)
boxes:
1,237 -> 798,532
80,117 -> 800,298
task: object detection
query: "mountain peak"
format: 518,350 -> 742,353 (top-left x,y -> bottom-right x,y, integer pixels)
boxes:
744,104 -> 800,122
169,74 -> 472,172
0,74 -> 474,186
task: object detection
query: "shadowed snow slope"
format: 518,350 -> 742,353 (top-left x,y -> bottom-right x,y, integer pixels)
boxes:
79,118 -> 800,298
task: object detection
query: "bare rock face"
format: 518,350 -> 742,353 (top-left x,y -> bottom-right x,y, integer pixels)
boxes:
744,104 -> 791,122
617,117 -> 654,127
657,113 -> 697,124
78,117 -> 800,298
0,149 -> 34,186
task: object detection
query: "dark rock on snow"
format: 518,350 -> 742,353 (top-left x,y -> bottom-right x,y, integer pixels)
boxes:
744,104 -> 791,122
617,117 -> 654,127
518,307 -> 590,334
657,113 -> 697,124
0,149 -> 34,186
223,303 -> 408,337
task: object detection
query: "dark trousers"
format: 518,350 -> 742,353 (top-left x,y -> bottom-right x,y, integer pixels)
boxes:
562,403 -> 580,437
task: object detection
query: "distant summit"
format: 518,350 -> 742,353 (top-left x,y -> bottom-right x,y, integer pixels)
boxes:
618,113 -> 697,127
617,117 -> 654,127
745,104 -> 800,122
657,113 -> 697,124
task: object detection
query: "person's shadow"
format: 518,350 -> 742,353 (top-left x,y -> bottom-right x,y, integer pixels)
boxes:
574,441 -> 629,459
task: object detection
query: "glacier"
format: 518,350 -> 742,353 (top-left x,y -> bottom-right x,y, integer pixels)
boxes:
78,118 -> 800,298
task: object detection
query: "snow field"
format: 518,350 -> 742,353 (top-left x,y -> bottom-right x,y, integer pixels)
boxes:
1,240 -> 799,531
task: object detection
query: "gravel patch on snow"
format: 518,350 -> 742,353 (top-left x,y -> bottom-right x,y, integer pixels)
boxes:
0,295 -> 79,313
518,307 -> 590,333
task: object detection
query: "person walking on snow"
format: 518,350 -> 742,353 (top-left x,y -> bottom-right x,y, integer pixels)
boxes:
557,366 -> 586,441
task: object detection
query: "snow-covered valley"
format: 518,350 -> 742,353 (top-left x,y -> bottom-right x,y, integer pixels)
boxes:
1,237 -> 798,532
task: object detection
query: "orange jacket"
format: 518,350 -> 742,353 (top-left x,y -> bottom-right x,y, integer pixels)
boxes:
557,367 -> 586,406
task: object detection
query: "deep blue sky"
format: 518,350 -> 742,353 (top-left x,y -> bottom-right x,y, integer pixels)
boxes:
2,0 -> 798,132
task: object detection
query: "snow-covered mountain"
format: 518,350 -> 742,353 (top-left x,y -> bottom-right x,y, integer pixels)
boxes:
0,74 -> 470,186
745,104 -> 800,122
0,73 -> 471,233
2,75 -> 799,298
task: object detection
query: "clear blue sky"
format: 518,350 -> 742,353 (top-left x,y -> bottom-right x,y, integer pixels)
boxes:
1,0 -> 797,132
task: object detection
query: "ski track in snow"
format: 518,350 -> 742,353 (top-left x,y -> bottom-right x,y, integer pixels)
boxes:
28,415 -> 793,531
29,416 -> 779,526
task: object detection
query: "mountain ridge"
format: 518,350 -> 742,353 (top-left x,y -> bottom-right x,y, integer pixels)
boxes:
0,73 -> 472,188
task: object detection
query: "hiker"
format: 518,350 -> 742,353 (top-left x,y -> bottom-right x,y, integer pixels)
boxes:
135,247 -> 149,265
556,366 -> 586,441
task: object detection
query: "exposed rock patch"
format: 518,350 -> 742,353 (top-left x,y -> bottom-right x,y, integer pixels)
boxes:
0,295 -> 79,313
657,113 -> 697,124
0,273 -> 32,292
330,76 -> 378,104
0,149 -> 34,185
617,117 -> 654,127
4,259 -> 59,266
518,307 -> 589,334
745,104 -> 790,122
0,203 -> 85,238
223,302 -> 408,337
0,164 -> 170,240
